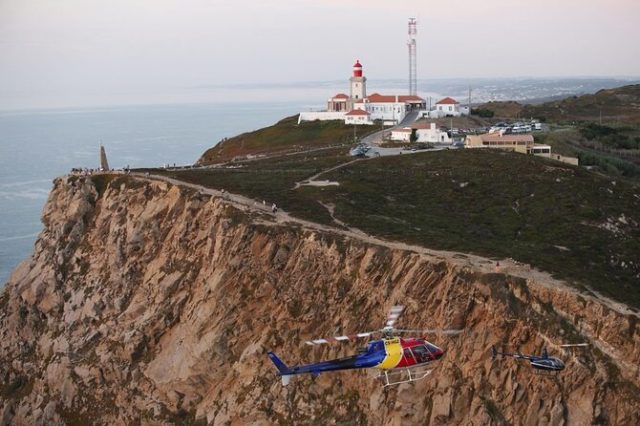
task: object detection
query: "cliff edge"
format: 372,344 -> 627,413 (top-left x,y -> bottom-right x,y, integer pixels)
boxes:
1,175 -> 639,425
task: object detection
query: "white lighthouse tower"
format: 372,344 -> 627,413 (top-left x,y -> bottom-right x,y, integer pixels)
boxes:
349,60 -> 367,103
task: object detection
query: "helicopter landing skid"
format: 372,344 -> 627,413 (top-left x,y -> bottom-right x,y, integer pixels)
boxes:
375,366 -> 433,387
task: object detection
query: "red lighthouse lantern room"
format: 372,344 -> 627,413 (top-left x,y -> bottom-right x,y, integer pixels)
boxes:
353,60 -> 363,77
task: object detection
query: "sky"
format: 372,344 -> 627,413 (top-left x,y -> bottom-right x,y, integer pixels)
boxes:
1,0 -> 639,110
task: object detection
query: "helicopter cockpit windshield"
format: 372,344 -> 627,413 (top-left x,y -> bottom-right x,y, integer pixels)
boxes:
410,345 -> 432,363
425,343 -> 440,354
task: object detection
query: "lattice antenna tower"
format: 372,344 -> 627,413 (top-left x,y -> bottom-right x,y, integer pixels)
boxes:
407,18 -> 417,96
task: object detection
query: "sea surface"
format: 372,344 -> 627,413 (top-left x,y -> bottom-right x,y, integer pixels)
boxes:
0,101 -> 313,286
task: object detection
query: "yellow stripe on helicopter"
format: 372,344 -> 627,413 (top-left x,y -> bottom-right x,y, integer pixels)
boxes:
377,337 -> 403,369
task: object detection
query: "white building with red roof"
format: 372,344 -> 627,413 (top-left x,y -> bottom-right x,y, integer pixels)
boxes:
390,121 -> 451,144
344,108 -> 373,125
421,97 -> 470,118
355,93 -> 425,123
300,59 -> 426,125
436,97 -> 460,113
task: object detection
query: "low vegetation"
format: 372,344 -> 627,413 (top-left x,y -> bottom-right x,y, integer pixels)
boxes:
478,84 -> 640,124
315,150 -> 640,307
154,147 -> 353,224
535,124 -> 640,179
471,108 -> 495,118
197,115 -> 359,165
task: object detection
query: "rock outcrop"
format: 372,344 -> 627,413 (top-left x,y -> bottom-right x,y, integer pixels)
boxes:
1,175 -> 639,425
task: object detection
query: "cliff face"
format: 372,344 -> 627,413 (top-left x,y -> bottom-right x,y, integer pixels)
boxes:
1,175 -> 639,425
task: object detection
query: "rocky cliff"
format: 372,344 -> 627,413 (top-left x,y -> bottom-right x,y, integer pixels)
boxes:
1,175 -> 639,425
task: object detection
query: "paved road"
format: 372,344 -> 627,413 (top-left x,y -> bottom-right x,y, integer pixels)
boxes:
358,110 -> 426,157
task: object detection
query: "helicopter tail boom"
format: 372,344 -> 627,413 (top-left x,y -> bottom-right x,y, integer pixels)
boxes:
267,352 -> 293,385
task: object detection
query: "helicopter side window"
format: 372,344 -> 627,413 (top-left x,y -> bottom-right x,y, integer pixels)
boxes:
403,348 -> 416,364
410,345 -> 430,363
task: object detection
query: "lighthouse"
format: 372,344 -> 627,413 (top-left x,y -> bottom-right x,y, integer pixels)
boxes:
349,60 -> 367,102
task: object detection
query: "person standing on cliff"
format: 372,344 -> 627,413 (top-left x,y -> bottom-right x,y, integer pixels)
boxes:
272,203 -> 278,213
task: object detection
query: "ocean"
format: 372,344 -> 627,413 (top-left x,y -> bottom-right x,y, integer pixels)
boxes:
0,101 -> 313,286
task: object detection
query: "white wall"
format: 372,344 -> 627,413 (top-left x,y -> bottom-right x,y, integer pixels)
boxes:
436,103 -> 459,113
390,130 -> 411,141
416,124 -> 451,143
345,115 -> 374,125
298,112 -> 346,124
365,102 -> 407,122
422,109 -> 462,118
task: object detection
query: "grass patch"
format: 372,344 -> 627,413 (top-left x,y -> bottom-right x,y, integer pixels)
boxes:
152,147 -> 352,225
197,115 -> 360,165
316,150 -> 640,306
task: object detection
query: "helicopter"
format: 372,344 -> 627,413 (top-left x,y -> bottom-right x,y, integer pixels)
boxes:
491,343 -> 589,373
491,346 -> 565,372
267,305 -> 462,386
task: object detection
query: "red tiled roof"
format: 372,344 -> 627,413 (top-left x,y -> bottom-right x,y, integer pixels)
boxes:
399,95 -> 425,102
346,109 -> 370,116
366,94 -> 425,103
436,97 -> 459,105
333,93 -> 348,99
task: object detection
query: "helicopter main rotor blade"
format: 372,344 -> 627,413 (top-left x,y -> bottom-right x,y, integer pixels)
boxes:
304,331 -> 376,346
560,343 -> 590,348
393,328 -> 464,336
385,305 -> 404,328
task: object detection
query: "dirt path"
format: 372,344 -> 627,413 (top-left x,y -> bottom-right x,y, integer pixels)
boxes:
129,172 -> 639,319
293,159 -> 361,189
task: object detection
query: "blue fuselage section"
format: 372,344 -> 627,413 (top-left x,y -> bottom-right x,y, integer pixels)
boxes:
276,340 -> 386,376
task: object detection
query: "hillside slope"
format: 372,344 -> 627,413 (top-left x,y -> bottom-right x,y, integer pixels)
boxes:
476,84 -> 640,123
197,115 -> 357,165
1,176 -> 639,424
